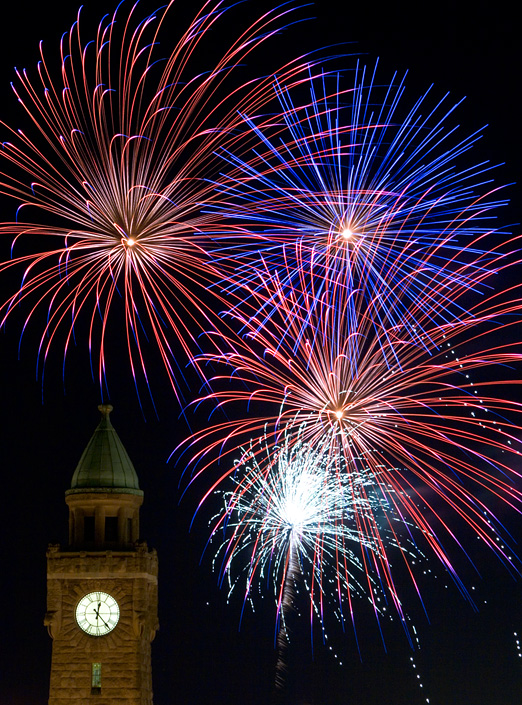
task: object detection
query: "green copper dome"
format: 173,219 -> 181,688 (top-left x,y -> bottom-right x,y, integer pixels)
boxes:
67,404 -> 143,496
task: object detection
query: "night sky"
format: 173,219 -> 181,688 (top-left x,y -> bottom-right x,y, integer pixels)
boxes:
0,1 -> 521,704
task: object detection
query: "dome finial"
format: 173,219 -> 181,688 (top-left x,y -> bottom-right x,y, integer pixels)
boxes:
98,403 -> 113,417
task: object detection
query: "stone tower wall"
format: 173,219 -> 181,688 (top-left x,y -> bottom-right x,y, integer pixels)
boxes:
46,544 -> 158,705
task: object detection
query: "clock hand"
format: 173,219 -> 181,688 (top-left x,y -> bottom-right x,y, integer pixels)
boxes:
91,604 -> 112,630
97,612 -> 111,630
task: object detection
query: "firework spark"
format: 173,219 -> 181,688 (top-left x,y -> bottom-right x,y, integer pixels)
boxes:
186,264 -> 522,602
206,63 -> 514,348
0,0 -> 312,405
207,427 -> 422,671
181,62 -> 522,634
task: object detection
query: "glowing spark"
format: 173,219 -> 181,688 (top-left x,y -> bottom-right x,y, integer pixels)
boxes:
0,0 -> 313,405
206,64 -> 512,352
207,427 -> 419,651
186,260 -> 522,612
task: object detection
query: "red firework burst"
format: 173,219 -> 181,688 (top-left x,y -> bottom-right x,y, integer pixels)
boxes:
0,0 -> 313,405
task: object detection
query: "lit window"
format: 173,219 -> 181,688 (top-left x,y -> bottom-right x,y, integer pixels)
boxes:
91,662 -> 101,693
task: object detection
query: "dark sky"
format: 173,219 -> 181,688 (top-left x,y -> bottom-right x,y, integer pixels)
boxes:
0,1 -> 521,704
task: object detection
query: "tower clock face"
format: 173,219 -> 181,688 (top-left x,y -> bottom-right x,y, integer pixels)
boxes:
75,591 -> 120,636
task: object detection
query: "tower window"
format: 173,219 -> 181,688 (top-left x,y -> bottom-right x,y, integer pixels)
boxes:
127,517 -> 133,542
91,662 -> 101,693
105,516 -> 118,542
84,516 -> 95,542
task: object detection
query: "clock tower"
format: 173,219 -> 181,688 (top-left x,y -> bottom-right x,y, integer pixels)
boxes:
45,404 -> 159,704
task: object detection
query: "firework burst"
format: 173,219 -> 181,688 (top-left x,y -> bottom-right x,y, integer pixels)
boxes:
0,0 -> 312,405
207,63 -> 514,348
207,427 -> 424,672
186,264 -> 522,600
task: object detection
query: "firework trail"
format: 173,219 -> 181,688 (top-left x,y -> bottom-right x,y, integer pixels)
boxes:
207,428 -> 421,688
185,64 -> 522,600
206,63 -> 513,350
185,259 -> 522,604
0,0 -> 314,406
